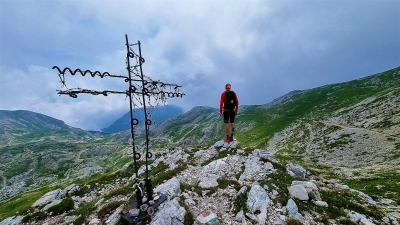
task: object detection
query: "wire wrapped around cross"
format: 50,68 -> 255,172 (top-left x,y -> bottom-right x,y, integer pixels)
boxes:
53,34 -> 185,224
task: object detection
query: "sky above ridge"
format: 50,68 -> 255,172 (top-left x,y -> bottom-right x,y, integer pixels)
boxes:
1,0 -> 399,131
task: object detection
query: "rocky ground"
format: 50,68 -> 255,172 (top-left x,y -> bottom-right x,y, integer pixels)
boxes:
1,141 -> 400,225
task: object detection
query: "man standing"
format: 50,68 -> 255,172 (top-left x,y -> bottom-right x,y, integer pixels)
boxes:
220,83 -> 239,142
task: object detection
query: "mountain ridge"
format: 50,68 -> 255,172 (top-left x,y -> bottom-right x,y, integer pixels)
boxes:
0,66 -> 399,224
0,110 -> 103,146
101,105 -> 184,134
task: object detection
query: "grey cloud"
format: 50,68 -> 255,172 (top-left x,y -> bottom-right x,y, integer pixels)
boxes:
1,0 -> 399,130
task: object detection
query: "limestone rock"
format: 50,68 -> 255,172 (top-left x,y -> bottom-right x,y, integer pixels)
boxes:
313,201 -> 328,207
247,182 -> 270,224
32,189 -> 61,208
88,218 -> 101,225
253,149 -> 278,163
214,141 -> 225,148
237,186 -> 247,196
151,197 -> 186,225
42,199 -> 62,211
288,185 -> 309,201
214,140 -> 238,149
184,198 -> 196,206
121,163 -> 130,171
245,213 -> 259,222
105,205 -> 123,225
291,181 -> 321,201
360,218 -> 375,225
155,177 -> 181,198
286,199 -> 305,223
387,212 -> 400,222
198,174 -> 219,188
235,210 -> 244,222
381,198 -> 396,205
286,198 -> 299,216
239,155 -> 267,182
347,210 -> 366,223
286,163 -> 306,178
0,216 -> 23,225
264,162 -> 274,170
352,190 -> 377,206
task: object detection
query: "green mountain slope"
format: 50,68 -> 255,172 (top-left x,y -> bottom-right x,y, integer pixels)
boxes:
146,66 -> 400,206
1,66 -> 399,221
0,111 -> 129,201
0,110 -> 102,146
151,66 -> 400,151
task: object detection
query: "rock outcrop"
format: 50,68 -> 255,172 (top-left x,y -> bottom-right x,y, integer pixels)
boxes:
1,142 -> 395,225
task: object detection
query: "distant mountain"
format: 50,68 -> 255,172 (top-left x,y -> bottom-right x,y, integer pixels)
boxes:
1,66 -> 400,223
101,105 -> 184,133
0,110 -> 99,145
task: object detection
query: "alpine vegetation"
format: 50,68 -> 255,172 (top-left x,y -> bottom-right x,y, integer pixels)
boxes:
1,143 -> 394,224
1,66 -> 400,224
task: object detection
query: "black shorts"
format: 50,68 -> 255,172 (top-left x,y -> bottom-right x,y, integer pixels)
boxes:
223,111 -> 236,123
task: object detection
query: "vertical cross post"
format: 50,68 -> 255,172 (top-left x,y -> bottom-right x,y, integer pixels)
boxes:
53,34 -> 185,224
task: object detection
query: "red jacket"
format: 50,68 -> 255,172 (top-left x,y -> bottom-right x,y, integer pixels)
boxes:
220,91 -> 239,114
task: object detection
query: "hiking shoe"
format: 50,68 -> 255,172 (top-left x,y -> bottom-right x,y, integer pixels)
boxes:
223,137 -> 230,142
229,137 -> 234,142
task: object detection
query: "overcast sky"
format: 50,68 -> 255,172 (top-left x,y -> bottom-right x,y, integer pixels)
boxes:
1,0 -> 399,131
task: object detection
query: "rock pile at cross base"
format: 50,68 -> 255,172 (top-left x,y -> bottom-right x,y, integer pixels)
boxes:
2,140 -> 399,225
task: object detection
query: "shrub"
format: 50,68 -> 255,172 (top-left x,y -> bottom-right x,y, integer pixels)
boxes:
234,191 -> 248,214
286,218 -> 302,225
72,215 -> 85,225
152,163 -> 187,186
47,197 -> 75,215
338,218 -> 357,225
21,211 -> 47,223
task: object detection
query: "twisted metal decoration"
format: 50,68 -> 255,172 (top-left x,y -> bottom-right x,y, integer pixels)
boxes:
53,34 -> 185,224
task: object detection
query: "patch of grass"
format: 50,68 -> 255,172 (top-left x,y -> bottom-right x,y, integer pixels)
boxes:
234,191 -> 248,214
235,165 -> 245,180
338,218 -> 357,225
47,197 -> 75,215
286,218 -> 302,225
152,163 -> 187,186
21,211 -> 47,223
72,215 -> 86,225
67,201 -> 95,217
104,181 -> 135,200
320,189 -> 383,220
148,161 -> 169,177
217,178 -> 241,191
180,183 -> 203,196
97,201 -> 123,218
0,185 -> 54,221
341,168 -> 400,205
258,172 -> 298,205
179,197 -> 195,225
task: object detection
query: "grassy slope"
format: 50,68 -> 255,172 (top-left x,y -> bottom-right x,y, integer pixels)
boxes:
150,66 -> 400,206
1,67 -> 399,221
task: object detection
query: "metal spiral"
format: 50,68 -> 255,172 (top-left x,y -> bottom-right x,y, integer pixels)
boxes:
54,34 -> 184,224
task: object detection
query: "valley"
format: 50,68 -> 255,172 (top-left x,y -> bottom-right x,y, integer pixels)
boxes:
0,66 -> 399,224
